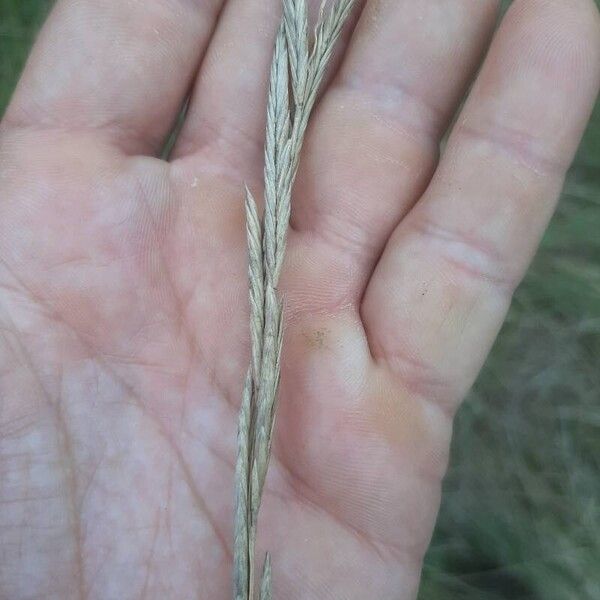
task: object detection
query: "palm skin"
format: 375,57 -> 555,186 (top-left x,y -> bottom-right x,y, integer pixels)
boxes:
0,119 -> 440,599
0,1 -> 598,599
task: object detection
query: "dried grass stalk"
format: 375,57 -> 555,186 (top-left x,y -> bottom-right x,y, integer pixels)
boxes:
233,2 -> 356,599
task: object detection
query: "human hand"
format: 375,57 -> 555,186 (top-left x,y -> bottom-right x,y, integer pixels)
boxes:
0,1 -> 598,598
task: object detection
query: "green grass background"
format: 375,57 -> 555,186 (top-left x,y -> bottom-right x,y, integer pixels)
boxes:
1,1 -> 598,598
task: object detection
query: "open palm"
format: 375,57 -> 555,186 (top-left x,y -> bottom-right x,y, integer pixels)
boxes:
1,1 -> 598,598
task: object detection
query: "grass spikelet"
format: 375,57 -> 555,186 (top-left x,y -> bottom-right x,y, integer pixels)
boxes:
233,2 -> 356,599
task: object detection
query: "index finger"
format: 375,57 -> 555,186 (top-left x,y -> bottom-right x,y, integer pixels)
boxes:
3,0 -> 225,154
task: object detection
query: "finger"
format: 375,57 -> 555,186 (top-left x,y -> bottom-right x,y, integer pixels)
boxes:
363,0 -> 600,411
3,0 -> 226,154
288,0 -> 500,301
172,0 -> 362,177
